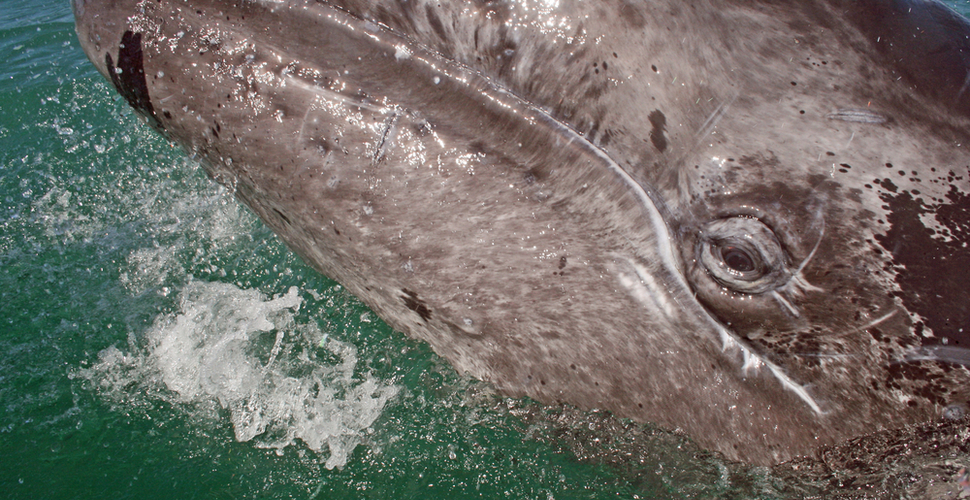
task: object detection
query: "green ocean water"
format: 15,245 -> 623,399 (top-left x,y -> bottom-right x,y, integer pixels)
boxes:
2,1 -> 970,499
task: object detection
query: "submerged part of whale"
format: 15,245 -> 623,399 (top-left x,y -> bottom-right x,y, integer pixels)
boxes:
73,0 -> 970,465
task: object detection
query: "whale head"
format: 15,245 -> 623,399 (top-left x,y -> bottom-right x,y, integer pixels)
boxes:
74,0 -> 970,464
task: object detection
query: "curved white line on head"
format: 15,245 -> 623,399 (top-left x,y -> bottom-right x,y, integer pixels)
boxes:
794,224 -> 824,278
787,274 -> 824,295
853,310 -> 896,333
765,362 -> 823,414
628,262 -> 679,320
617,263 -> 678,322
695,93 -> 737,142
771,290 -> 801,318
781,220 -> 825,296
714,316 -> 823,414
740,348 -> 763,373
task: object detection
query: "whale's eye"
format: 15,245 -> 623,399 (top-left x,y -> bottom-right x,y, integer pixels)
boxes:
698,217 -> 790,294
720,245 -> 755,272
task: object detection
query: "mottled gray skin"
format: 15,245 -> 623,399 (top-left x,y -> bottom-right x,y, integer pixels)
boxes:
73,0 -> 970,465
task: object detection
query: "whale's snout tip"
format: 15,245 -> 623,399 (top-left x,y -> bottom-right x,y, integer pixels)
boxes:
71,0 -> 131,81
71,0 -> 98,68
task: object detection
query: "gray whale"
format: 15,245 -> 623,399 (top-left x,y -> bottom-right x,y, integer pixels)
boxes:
73,0 -> 970,465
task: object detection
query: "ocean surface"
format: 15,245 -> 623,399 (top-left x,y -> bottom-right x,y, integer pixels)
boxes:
2,1 -> 969,498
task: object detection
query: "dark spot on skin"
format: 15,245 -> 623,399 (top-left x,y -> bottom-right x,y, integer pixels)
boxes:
272,208 -> 291,226
598,129 -> 613,147
876,178 -> 898,193
876,186 -> 970,349
425,5 -> 447,41
618,1 -> 646,28
106,31 -> 162,131
886,361 -> 949,406
402,288 -> 432,322
558,255 -> 567,270
869,327 -> 884,342
647,110 -> 668,152
651,65 -> 658,72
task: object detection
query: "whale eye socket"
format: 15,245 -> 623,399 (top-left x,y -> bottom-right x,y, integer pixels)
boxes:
698,217 -> 790,294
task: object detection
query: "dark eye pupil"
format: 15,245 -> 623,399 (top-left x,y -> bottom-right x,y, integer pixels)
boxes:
720,246 -> 755,272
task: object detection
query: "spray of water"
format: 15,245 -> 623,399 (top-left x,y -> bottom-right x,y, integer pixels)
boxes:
78,280 -> 399,469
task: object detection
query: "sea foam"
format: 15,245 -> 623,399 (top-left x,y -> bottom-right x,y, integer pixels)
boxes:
79,280 -> 399,469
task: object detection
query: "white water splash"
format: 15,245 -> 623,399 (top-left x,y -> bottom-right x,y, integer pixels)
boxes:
78,280 -> 399,469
